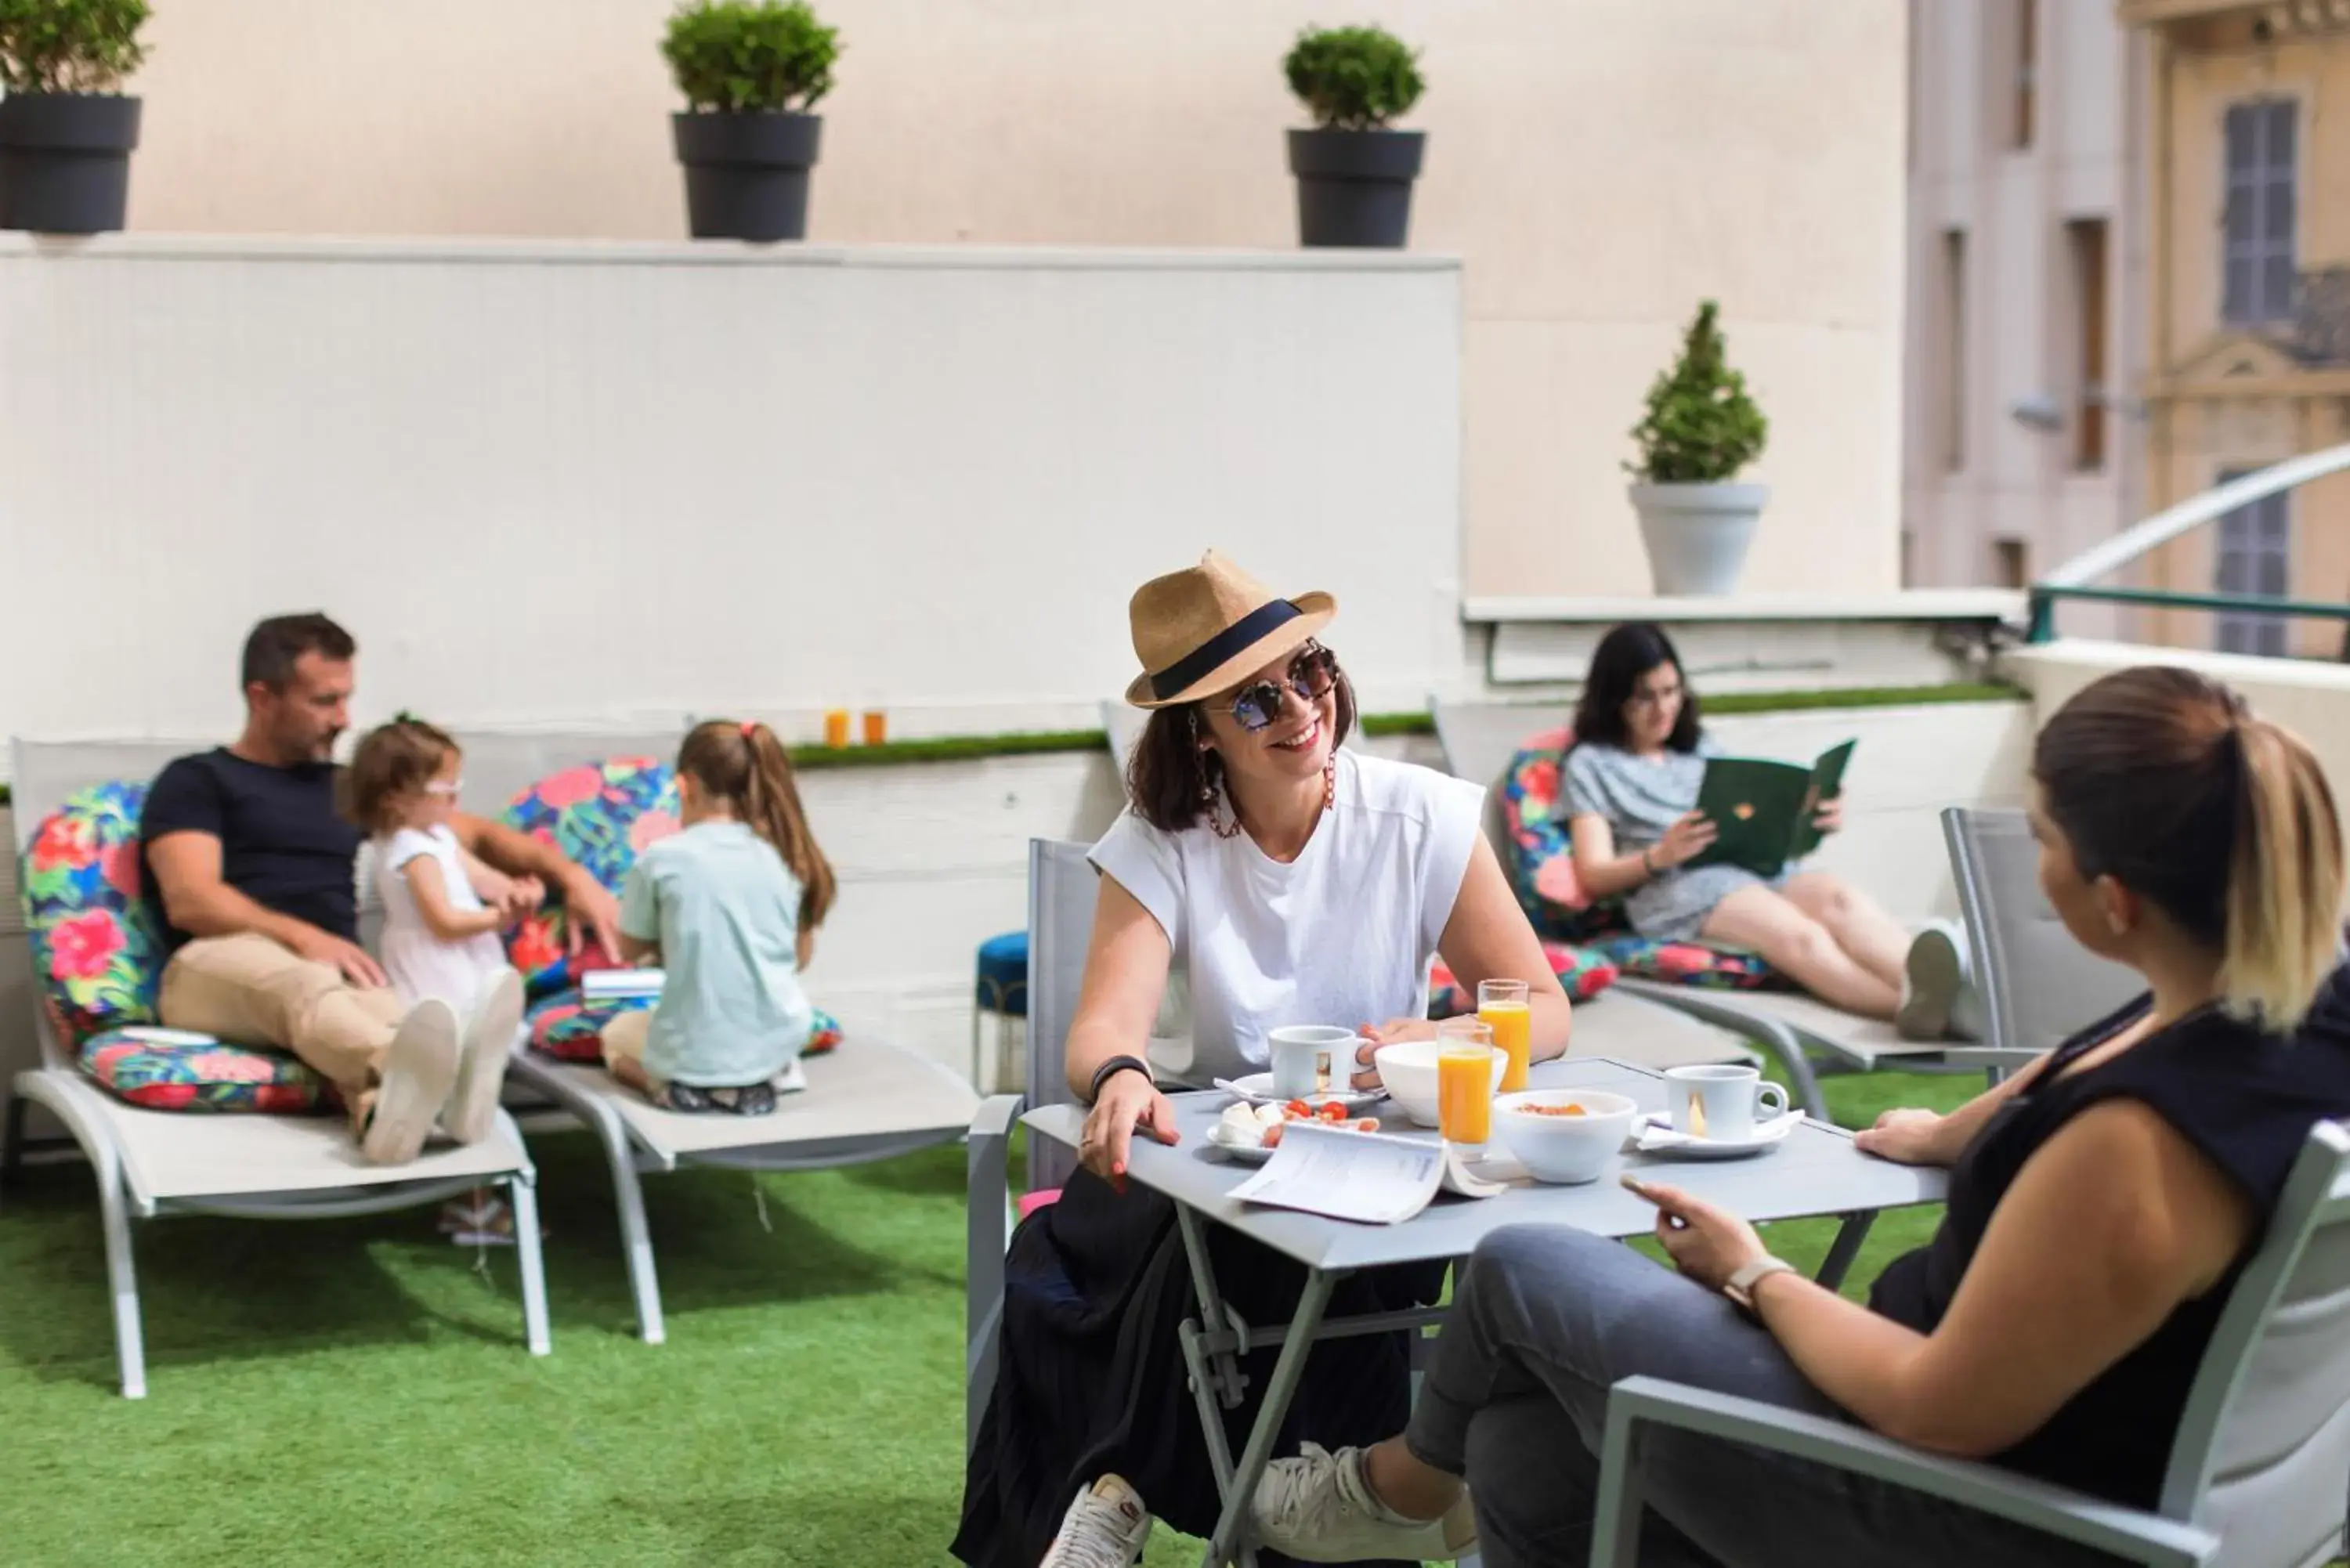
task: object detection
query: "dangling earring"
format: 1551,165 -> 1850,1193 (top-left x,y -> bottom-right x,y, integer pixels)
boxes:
1203,759 -> 1242,840
1321,757 -> 1336,814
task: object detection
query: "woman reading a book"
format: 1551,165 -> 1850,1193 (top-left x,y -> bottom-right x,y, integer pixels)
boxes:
954,551 -> 1572,1568
1551,620 -> 1967,1035
1250,664 -> 2350,1566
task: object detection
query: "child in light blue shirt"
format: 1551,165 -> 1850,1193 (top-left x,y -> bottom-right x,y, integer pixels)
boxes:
601,719 -> 837,1115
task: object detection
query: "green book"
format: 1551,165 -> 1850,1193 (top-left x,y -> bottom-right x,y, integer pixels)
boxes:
1688,740 -> 1856,878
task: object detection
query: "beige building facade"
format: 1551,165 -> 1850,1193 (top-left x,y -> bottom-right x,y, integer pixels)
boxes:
1901,0 -> 2146,639
107,0 -> 1911,604
2124,0 -> 2350,657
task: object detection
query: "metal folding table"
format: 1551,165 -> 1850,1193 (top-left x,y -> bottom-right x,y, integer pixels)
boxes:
1024,1056 -> 1950,1567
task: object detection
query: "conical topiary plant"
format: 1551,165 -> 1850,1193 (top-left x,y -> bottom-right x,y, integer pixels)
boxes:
1628,300 -> 1768,483
1625,301 -> 1772,594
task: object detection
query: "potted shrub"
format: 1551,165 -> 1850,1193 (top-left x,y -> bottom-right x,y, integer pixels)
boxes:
1283,24 -> 1425,249
661,0 -> 839,243
0,0 -> 150,235
1625,300 -> 1770,596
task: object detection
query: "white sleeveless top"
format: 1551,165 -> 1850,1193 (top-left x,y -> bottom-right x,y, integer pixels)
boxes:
1090,749 -> 1485,1086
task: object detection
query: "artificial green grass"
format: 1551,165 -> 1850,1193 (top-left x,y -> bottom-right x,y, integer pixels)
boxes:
0,1068 -> 1976,1567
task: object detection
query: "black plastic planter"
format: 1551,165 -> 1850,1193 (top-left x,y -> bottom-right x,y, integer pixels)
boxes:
672,110 -> 822,243
1287,127 -> 1423,249
0,92 -> 141,236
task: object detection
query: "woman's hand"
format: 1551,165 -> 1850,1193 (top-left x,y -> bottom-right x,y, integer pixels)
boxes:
1077,1068 -> 1180,1187
1623,1176 -> 1770,1292
1811,795 -> 1846,836
1853,1107 -> 1947,1166
1352,1017 -> 1436,1088
1650,811 -> 1719,870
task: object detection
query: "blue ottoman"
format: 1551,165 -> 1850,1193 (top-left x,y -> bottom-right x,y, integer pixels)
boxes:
973,930 -> 1029,1091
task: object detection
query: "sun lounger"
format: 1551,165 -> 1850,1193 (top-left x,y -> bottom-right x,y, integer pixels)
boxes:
4,738 -> 549,1398
1428,695 -> 1972,1092
507,1041 -> 978,1345
453,729 -> 982,1345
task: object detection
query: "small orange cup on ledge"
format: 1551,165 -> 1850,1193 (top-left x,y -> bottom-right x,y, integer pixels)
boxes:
823,709 -> 851,749
862,710 -> 888,746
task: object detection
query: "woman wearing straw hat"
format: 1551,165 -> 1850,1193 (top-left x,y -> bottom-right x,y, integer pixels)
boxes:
954,551 -> 1573,1568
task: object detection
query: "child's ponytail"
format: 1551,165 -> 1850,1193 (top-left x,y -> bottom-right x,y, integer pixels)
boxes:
678,719 -> 837,934
740,723 -> 837,934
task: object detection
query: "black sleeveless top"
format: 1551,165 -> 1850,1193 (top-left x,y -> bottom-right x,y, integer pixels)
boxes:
1867,963 -> 2350,1508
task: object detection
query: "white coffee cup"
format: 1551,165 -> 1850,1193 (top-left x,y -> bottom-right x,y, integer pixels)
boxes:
1663,1064 -> 1789,1142
1267,1024 -> 1357,1099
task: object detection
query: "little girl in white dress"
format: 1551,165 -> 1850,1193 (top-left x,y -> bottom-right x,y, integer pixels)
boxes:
344,717 -> 528,1190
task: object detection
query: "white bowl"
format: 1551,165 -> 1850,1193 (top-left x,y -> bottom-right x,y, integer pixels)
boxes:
1494,1089 -> 1640,1184
1373,1040 -> 1509,1128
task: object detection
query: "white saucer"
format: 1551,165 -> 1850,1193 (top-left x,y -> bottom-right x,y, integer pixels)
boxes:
1205,1130 -> 1278,1165
1217,1074 -> 1384,1114
1632,1111 -> 1802,1158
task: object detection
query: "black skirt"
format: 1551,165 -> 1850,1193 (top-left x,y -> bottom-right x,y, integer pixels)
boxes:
954,1166 -> 1448,1566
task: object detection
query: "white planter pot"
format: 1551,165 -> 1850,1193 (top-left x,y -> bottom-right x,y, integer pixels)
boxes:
1628,481 -> 1767,596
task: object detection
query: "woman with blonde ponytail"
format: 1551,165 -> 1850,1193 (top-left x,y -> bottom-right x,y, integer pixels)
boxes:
600,719 -> 837,1115
1252,666 -> 2350,1568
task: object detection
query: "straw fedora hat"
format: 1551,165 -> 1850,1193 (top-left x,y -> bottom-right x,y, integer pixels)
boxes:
1123,551 -> 1337,709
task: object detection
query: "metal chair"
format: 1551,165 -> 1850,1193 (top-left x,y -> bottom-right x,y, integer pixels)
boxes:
1942,804 -> 2145,1064
965,836 -> 1094,1451
1594,1119 -> 2350,1567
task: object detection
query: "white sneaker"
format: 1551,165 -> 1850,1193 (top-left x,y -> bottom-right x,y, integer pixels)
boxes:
1897,920 -> 1974,1042
1040,1474 -> 1152,1568
362,999 -> 461,1165
1251,1443 -> 1476,1563
443,966 -> 524,1143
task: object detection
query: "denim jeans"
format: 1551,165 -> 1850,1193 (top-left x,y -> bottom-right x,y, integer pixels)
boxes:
1405,1226 -> 2124,1568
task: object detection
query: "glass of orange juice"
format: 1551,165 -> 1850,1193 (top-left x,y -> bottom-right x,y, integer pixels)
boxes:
1436,1017 -> 1498,1153
1479,978 -> 1532,1092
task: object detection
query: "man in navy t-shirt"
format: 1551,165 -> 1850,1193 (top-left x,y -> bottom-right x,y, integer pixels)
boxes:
140,614 -> 621,1164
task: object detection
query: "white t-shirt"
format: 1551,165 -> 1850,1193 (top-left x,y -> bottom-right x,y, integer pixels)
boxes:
1089,749 -> 1485,1086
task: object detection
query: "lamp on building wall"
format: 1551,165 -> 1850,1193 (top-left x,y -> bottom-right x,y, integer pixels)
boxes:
2008,388 -> 2149,432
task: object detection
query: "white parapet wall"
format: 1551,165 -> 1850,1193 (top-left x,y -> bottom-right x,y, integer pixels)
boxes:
2005,640 -> 2350,909
0,236 -> 1468,745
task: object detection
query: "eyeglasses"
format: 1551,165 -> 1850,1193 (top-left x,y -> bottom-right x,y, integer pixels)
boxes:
1222,644 -> 1340,733
422,779 -> 465,797
1627,682 -> 1683,710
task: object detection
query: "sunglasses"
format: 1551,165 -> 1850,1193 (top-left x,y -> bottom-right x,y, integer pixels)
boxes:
1220,644 -> 1340,733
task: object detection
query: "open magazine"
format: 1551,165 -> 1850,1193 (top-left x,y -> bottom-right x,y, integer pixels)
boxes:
1229,1120 -> 1509,1225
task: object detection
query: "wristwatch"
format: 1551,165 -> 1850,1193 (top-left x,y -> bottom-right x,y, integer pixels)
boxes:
1723,1255 -> 1797,1314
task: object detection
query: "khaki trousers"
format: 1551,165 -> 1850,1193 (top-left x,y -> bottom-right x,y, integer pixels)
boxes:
600,1009 -> 655,1082
158,933 -> 407,1099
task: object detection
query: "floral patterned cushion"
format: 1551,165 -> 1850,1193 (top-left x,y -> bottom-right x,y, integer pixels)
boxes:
1589,933 -> 1779,991
1501,728 -> 1618,940
79,1027 -> 328,1114
525,988 -> 844,1064
1427,941 -> 1618,1018
21,781 -> 164,1045
1498,728 -> 1784,990
21,782 -> 324,1112
501,758 -> 682,995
